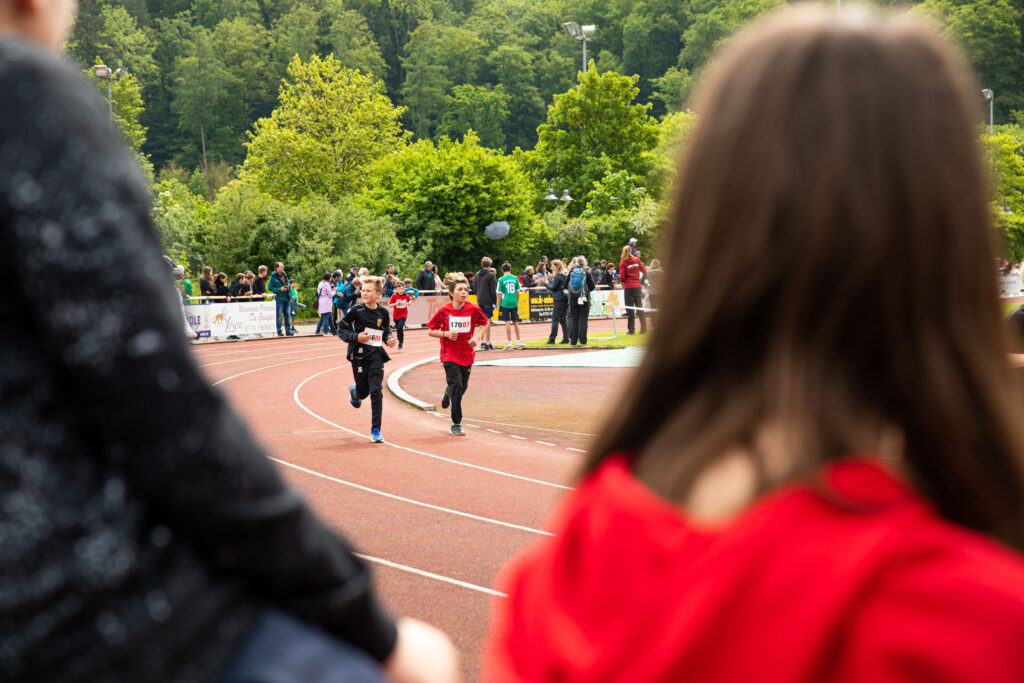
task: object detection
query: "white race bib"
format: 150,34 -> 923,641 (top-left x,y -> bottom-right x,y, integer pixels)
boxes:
365,328 -> 384,347
396,300 -> 407,308
449,316 -> 471,334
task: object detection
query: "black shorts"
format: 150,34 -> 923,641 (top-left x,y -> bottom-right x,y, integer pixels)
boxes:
498,306 -> 519,322
479,303 -> 495,319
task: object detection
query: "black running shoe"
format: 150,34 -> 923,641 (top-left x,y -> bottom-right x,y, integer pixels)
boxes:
441,390 -> 450,409
451,424 -> 465,436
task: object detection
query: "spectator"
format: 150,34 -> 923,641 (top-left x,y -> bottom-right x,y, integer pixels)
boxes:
619,245 -> 648,335
590,261 -> 605,288
340,277 -> 362,315
466,270 -> 476,294
316,273 -> 334,336
646,258 -> 664,321
432,265 -> 444,293
599,261 -> 615,289
382,264 -> 399,296
415,261 -> 435,292
483,6 -> 1024,681
253,265 -> 268,296
214,272 -> 230,300
229,272 -> 250,300
181,270 -> 193,299
565,256 -> 596,346
402,277 -> 420,297
535,262 -> 549,284
268,262 -> 293,336
521,266 -> 536,289
0,6 -> 457,682
288,279 -> 303,333
331,270 -> 346,328
165,256 -> 198,340
475,257 -> 498,351
628,237 -> 640,257
244,271 -> 256,297
200,266 -> 215,298
544,259 -> 570,345
537,255 -> 549,273
345,264 -> 359,284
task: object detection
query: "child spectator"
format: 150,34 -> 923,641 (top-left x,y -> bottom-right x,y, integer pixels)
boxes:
200,266 -> 215,298
389,280 -> 412,349
339,277 -> 396,443
288,279 -> 304,333
316,273 -> 334,336
402,277 -> 420,298
427,273 -> 489,436
253,265 -> 268,295
497,263 -> 525,350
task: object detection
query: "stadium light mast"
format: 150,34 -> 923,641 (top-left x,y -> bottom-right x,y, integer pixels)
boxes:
93,64 -> 127,128
562,22 -> 596,75
982,89 -> 994,136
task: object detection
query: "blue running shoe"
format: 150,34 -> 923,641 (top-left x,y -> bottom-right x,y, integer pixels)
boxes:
349,385 -> 361,408
370,428 -> 384,443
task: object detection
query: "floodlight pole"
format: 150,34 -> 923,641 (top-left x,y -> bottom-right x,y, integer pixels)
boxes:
982,89 -> 994,136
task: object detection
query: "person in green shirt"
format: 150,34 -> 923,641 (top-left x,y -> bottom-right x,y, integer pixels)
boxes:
496,262 -> 525,350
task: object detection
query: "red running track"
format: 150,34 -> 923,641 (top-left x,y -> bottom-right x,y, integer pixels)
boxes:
190,319 -> 624,681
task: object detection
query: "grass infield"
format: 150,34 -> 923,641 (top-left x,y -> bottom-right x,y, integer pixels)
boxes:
521,331 -> 650,349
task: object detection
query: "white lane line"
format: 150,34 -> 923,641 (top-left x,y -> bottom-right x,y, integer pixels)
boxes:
566,447 -> 587,453
486,428 -> 502,434
212,353 -> 348,386
535,441 -> 555,447
293,367 -> 572,491
509,435 -> 526,440
201,347 -> 335,367
466,424 -> 480,428
355,553 -> 506,598
270,457 -> 551,536
462,416 -> 598,437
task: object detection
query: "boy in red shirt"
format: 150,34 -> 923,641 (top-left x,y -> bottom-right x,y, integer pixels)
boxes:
388,280 -> 412,350
427,273 -> 489,436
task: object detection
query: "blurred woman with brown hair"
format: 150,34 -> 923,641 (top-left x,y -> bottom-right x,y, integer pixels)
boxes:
484,5 -> 1024,681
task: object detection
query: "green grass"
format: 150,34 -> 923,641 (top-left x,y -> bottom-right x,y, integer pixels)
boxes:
522,331 -> 650,349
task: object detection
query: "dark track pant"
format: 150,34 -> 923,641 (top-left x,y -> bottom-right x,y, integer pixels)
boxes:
394,317 -> 406,345
568,301 -> 589,344
548,298 -> 568,342
624,287 -> 646,333
352,356 -> 384,430
443,361 -> 472,425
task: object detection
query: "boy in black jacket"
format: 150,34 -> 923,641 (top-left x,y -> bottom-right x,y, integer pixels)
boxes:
339,277 -> 396,442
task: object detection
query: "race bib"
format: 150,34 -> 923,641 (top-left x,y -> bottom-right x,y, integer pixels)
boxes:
449,316 -> 471,334
365,329 -> 384,347
396,300 -> 407,308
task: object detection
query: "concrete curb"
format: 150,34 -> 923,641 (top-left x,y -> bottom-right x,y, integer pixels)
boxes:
387,355 -> 439,411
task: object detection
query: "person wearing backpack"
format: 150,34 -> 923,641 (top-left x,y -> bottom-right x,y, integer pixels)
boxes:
566,256 -> 596,347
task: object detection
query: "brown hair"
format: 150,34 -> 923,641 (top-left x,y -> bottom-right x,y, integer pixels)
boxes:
587,5 -> 1024,548
551,259 -> 564,274
201,266 -> 213,284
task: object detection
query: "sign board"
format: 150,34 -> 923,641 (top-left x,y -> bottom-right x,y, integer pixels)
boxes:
186,301 -> 277,338
528,291 -> 554,321
998,273 -> 1023,297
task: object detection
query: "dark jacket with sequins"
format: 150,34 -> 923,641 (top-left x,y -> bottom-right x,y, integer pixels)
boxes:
0,38 -> 396,682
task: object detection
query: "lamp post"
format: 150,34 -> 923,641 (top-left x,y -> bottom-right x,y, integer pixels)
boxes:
562,22 -> 596,75
544,179 -> 573,205
982,89 -> 994,136
93,64 -> 127,128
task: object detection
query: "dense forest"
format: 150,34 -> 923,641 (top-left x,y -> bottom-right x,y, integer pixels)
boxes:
63,0 -> 1024,294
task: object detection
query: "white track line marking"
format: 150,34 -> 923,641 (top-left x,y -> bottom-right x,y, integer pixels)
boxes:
509,435 -> 526,440
212,353 -> 348,386
293,367 -> 572,490
566,447 -> 587,453
460,416 -> 598,437
200,347 -> 336,367
486,428 -> 502,434
271,457 -> 551,536
355,553 -> 506,597
535,441 -> 555,446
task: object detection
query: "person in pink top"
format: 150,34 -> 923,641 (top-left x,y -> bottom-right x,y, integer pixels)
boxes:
314,272 -> 334,336
483,5 -> 1024,682
618,244 -> 647,334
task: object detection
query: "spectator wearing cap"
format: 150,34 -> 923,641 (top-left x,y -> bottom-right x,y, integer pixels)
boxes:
628,237 -> 640,257
345,265 -> 359,284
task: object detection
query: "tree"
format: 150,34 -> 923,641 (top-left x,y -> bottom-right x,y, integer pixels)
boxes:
92,5 -> 159,90
243,54 -> 409,202
364,132 -> 540,269
525,65 -> 661,215
325,8 -> 388,79
679,0 -> 784,72
439,84 -> 510,150
170,28 -> 236,182
271,2 -> 321,69
982,132 -> 1024,257
486,43 -> 545,151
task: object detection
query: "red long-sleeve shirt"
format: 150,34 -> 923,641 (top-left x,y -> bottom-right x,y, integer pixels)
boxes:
483,455 -> 1024,682
618,257 -> 646,289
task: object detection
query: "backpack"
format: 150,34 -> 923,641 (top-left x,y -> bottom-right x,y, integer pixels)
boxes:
568,267 -> 588,302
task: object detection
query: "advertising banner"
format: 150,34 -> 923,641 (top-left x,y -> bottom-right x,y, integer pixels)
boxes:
187,301 -> 277,338
998,273 -> 1023,297
528,291 -> 554,321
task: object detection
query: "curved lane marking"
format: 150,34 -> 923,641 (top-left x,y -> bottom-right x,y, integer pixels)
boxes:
270,457 -> 551,536
355,553 -> 506,598
293,366 -> 572,491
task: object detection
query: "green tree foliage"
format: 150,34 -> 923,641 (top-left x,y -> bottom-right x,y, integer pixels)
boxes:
525,65 -> 661,215
325,8 -> 388,79
982,132 -> 1024,258
243,54 -> 409,201
364,133 -> 539,269
679,0 -> 785,72
439,84 -> 510,150
485,44 -> 545,151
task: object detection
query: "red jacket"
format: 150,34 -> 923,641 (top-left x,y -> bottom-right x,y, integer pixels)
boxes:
483,455 -> 1024,682
618,257 -> 646,289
